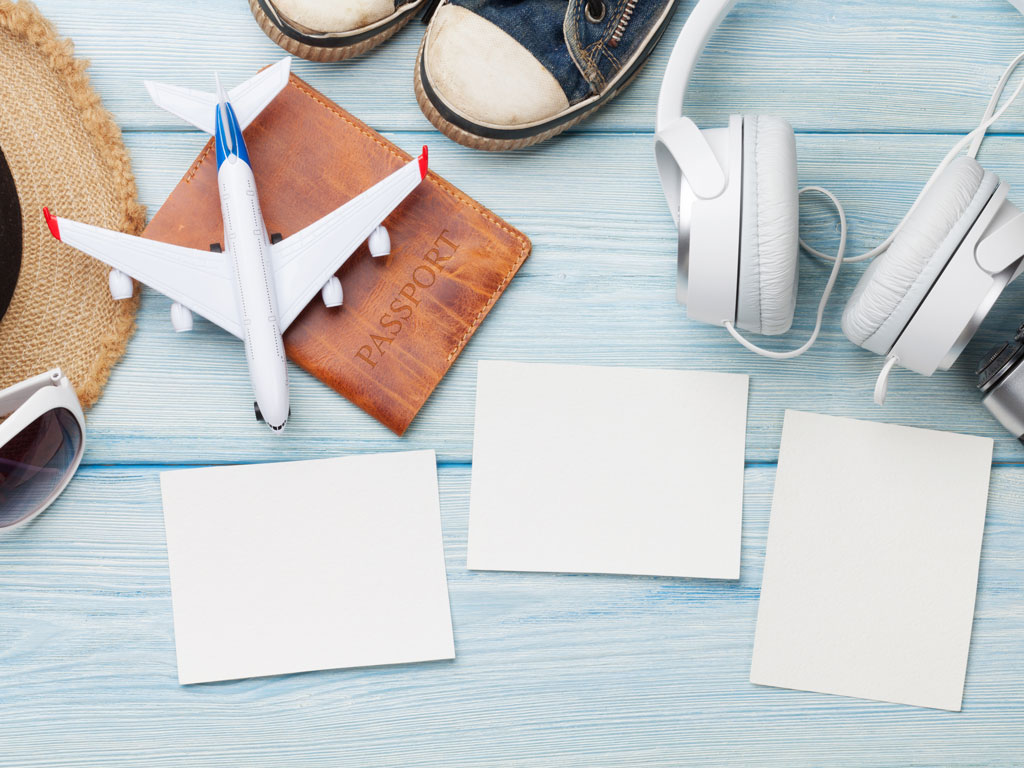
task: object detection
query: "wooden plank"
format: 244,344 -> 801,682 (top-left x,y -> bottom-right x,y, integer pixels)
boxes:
33,0 -> 1024,135
77,130 -> 1024,465
0,464 -> 1020,767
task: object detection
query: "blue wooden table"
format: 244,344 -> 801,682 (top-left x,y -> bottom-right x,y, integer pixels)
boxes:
3,1 -> 1024,765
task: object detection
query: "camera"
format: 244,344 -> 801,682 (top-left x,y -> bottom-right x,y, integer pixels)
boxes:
977,322 -> 1024,442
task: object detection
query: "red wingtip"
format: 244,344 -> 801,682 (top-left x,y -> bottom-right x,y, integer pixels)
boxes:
43,207 -> 60,240
419,145 -> 428,180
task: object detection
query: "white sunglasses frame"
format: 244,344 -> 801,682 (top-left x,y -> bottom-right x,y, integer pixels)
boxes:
0,369 -> 86,531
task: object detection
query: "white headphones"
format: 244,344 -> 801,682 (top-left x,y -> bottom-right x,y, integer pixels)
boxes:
655,0 -> 1024,402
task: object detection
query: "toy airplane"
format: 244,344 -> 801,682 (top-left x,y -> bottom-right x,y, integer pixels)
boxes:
43,58 -> 427,433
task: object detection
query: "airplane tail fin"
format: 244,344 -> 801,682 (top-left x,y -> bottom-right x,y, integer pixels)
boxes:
222,57 -> 291,131
144,57 -> 291,135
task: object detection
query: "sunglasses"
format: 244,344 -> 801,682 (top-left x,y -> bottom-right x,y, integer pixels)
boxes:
0,369 -> 85,531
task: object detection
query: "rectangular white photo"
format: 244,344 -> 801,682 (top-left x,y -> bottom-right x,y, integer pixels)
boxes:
161,450 -> 455,685
750,411 -> 993,711
468,361 -> 749,579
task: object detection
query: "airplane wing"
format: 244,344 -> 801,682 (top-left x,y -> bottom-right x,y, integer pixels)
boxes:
271,148 -> 428,331
43,209 -> 242,338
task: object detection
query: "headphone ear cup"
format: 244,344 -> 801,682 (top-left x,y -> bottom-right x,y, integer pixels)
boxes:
736,115 -> 800,336
842,157 -> 998,355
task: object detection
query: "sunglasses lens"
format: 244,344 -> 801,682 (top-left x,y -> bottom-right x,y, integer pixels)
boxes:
0,408 -> 82,528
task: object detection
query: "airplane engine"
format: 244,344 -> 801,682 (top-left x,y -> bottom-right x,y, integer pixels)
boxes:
321,276 -> 343,308
368,225 -> 390,259
170,302 -> 193,332
108,269 -> 133,300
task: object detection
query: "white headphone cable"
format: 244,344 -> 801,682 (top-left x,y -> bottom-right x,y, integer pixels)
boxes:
967,49 -> 1024,157
724,186 -> 847,360
799,50 -> 1024,264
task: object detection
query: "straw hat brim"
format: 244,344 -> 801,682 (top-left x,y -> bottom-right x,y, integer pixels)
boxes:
0,0 -> 145,409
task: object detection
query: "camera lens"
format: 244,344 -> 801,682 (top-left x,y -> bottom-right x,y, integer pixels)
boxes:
977,339 -> 1024,393
977,342 -> 1009,377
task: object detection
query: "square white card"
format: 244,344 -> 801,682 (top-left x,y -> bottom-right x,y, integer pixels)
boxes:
468,361 -> 749,579
160,450 -> 454,685
750,411 -> 993,711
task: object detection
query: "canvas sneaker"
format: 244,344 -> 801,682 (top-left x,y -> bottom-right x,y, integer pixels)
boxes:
415,0 -> 680,150
250,0 -> 425,61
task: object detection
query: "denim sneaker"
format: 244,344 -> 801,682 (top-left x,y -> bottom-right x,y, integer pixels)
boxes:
250,0 -> 424,61
415,0 -> 680,150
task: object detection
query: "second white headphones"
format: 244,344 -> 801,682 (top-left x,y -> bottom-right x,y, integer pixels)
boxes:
655,0 -> 1024,402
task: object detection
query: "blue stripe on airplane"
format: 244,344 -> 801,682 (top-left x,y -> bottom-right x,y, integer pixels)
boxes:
215,102 -> 251,170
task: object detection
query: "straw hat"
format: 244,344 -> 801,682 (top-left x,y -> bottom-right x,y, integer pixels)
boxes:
0,1 -> 144,408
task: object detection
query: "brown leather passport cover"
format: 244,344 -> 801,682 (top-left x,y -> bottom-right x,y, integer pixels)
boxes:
143,75 -> 530,435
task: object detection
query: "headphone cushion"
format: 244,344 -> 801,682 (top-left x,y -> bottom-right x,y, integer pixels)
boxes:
737,115 -> 800,336
841,157 -> 998,355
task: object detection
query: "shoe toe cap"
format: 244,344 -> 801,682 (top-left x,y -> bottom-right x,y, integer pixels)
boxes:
423,5 -> 570,128
271,0 -> 397,33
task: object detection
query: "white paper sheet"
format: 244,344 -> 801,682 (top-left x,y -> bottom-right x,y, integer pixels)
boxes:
468,361 -> 749,579
160,450 -> 454,685
750,411 -> 993,711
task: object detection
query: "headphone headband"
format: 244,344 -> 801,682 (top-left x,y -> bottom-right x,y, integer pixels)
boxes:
655,0 -> 737,132
654,0 -> 739,227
